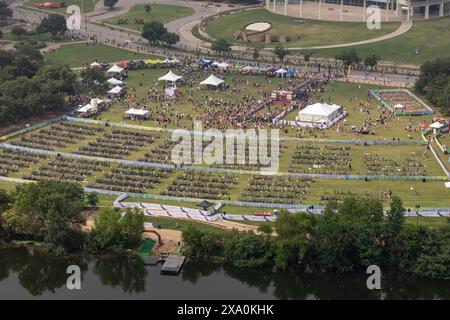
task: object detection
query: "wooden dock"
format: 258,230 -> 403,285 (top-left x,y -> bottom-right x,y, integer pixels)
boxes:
160,254 -> 186,275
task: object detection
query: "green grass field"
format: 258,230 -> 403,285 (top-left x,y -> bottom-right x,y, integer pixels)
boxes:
1,68 -> 449,212
312,16 -> 450,65
204,8 -> 400,48
104,4 -> 195,33
2,32 -> 73,43
44,43 -> 159,67
22,0 -> 98,14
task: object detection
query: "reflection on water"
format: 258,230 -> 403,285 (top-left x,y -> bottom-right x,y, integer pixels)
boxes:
0,246 -> 449,299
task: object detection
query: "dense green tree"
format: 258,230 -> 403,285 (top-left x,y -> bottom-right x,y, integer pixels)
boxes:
274,212 -> 312,269
0,29 -> 3,39
414,226 -> 450,280
273,45 -> 289,62
257,224 -> 272,238
224,232 -> 273,268
415,57 -> 450,115
252,47 -> 260,60
160,32 -> 180,47
37,14 -> 67,40
141,21 -> 167,44
11,26 -> 26,39
336,48 -> 361,67
0,1 -> 12,22
0,188 -> 13,213
85,192 -> 99,211
86,208 -> 144,251
0,45 -> 74,128
182,224 -> 224,258
363,54 -> 380,71
80,67 -> 107,93
144,3 -> 151,13
2,181 -> 85,254
211,38 -> 231,54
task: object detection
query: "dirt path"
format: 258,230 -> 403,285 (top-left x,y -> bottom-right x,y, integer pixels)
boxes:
143,229 -> 181,255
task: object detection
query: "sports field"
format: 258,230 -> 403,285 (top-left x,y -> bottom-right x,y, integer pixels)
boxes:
204,8 -> 400,48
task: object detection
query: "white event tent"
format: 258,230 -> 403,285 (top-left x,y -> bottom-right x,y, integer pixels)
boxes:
108,86 -> 123,95
297,103 -> 342,123
90,62 -> 101,68
125,108 -> 149,119
107,64 -> 124,74
77,98 -> 103,114
158,70 -> 183,82
275,68 -> 287,75
212,61 -> 230,69
107,77 -> 123,86
200,74 -> 225,87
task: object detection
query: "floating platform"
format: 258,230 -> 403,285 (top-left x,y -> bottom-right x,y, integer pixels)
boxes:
160,254 -> 186,275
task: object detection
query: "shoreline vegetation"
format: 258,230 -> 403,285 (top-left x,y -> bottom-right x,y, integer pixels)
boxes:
1,181 -> 449,280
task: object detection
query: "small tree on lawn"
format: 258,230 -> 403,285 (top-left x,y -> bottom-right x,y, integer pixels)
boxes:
11,26 -> 26,39
141,21 -> 167,44
274,45 -> 289,62
144,4 -> 151,13
252,47 -> 260,60
211,38 -> 231,55
37,14 -> 67,40
364,54 -> 380,71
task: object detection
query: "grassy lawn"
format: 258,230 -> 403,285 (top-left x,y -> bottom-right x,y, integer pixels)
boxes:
104,4 -> 195,33
281,81 -> 437,141
99,67 -> 286,129
308,179 -> 450,208
204,8 -> 400,48
312,16 -> 450,65
44,43 -> 159,67
2,32 -> 74,43
22,0 -> 98,14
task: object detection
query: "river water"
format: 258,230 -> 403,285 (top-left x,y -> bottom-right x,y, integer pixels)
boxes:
0,246 -> 449,300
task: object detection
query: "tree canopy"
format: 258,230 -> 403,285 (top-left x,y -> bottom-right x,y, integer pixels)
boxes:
211,39 -> 231,54
37,14 -> 67,40
0,1 -> 12,22
2,181 -> 85,254
415,57 -> 450,115
0,46 -> 76,128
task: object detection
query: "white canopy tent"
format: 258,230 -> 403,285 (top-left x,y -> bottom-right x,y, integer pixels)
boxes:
158,70 -> 183,82
77,98 -> 103,114
430,122 -> 446,129
107,77 -> 123,86
90,62 -> 101,68
297,103 -> 342,123
445,182 -> 450,189
241,66 -> 254,72
125,108 -> 149,119
164,58 -> 180,65
212,61 -> 230,69
108,86 -> 123,95
200,74 -> 225,87
275,68 -> 287,74
107,64 -> 124,74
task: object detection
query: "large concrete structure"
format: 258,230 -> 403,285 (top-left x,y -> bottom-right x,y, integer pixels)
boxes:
267,0 -> 450,21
